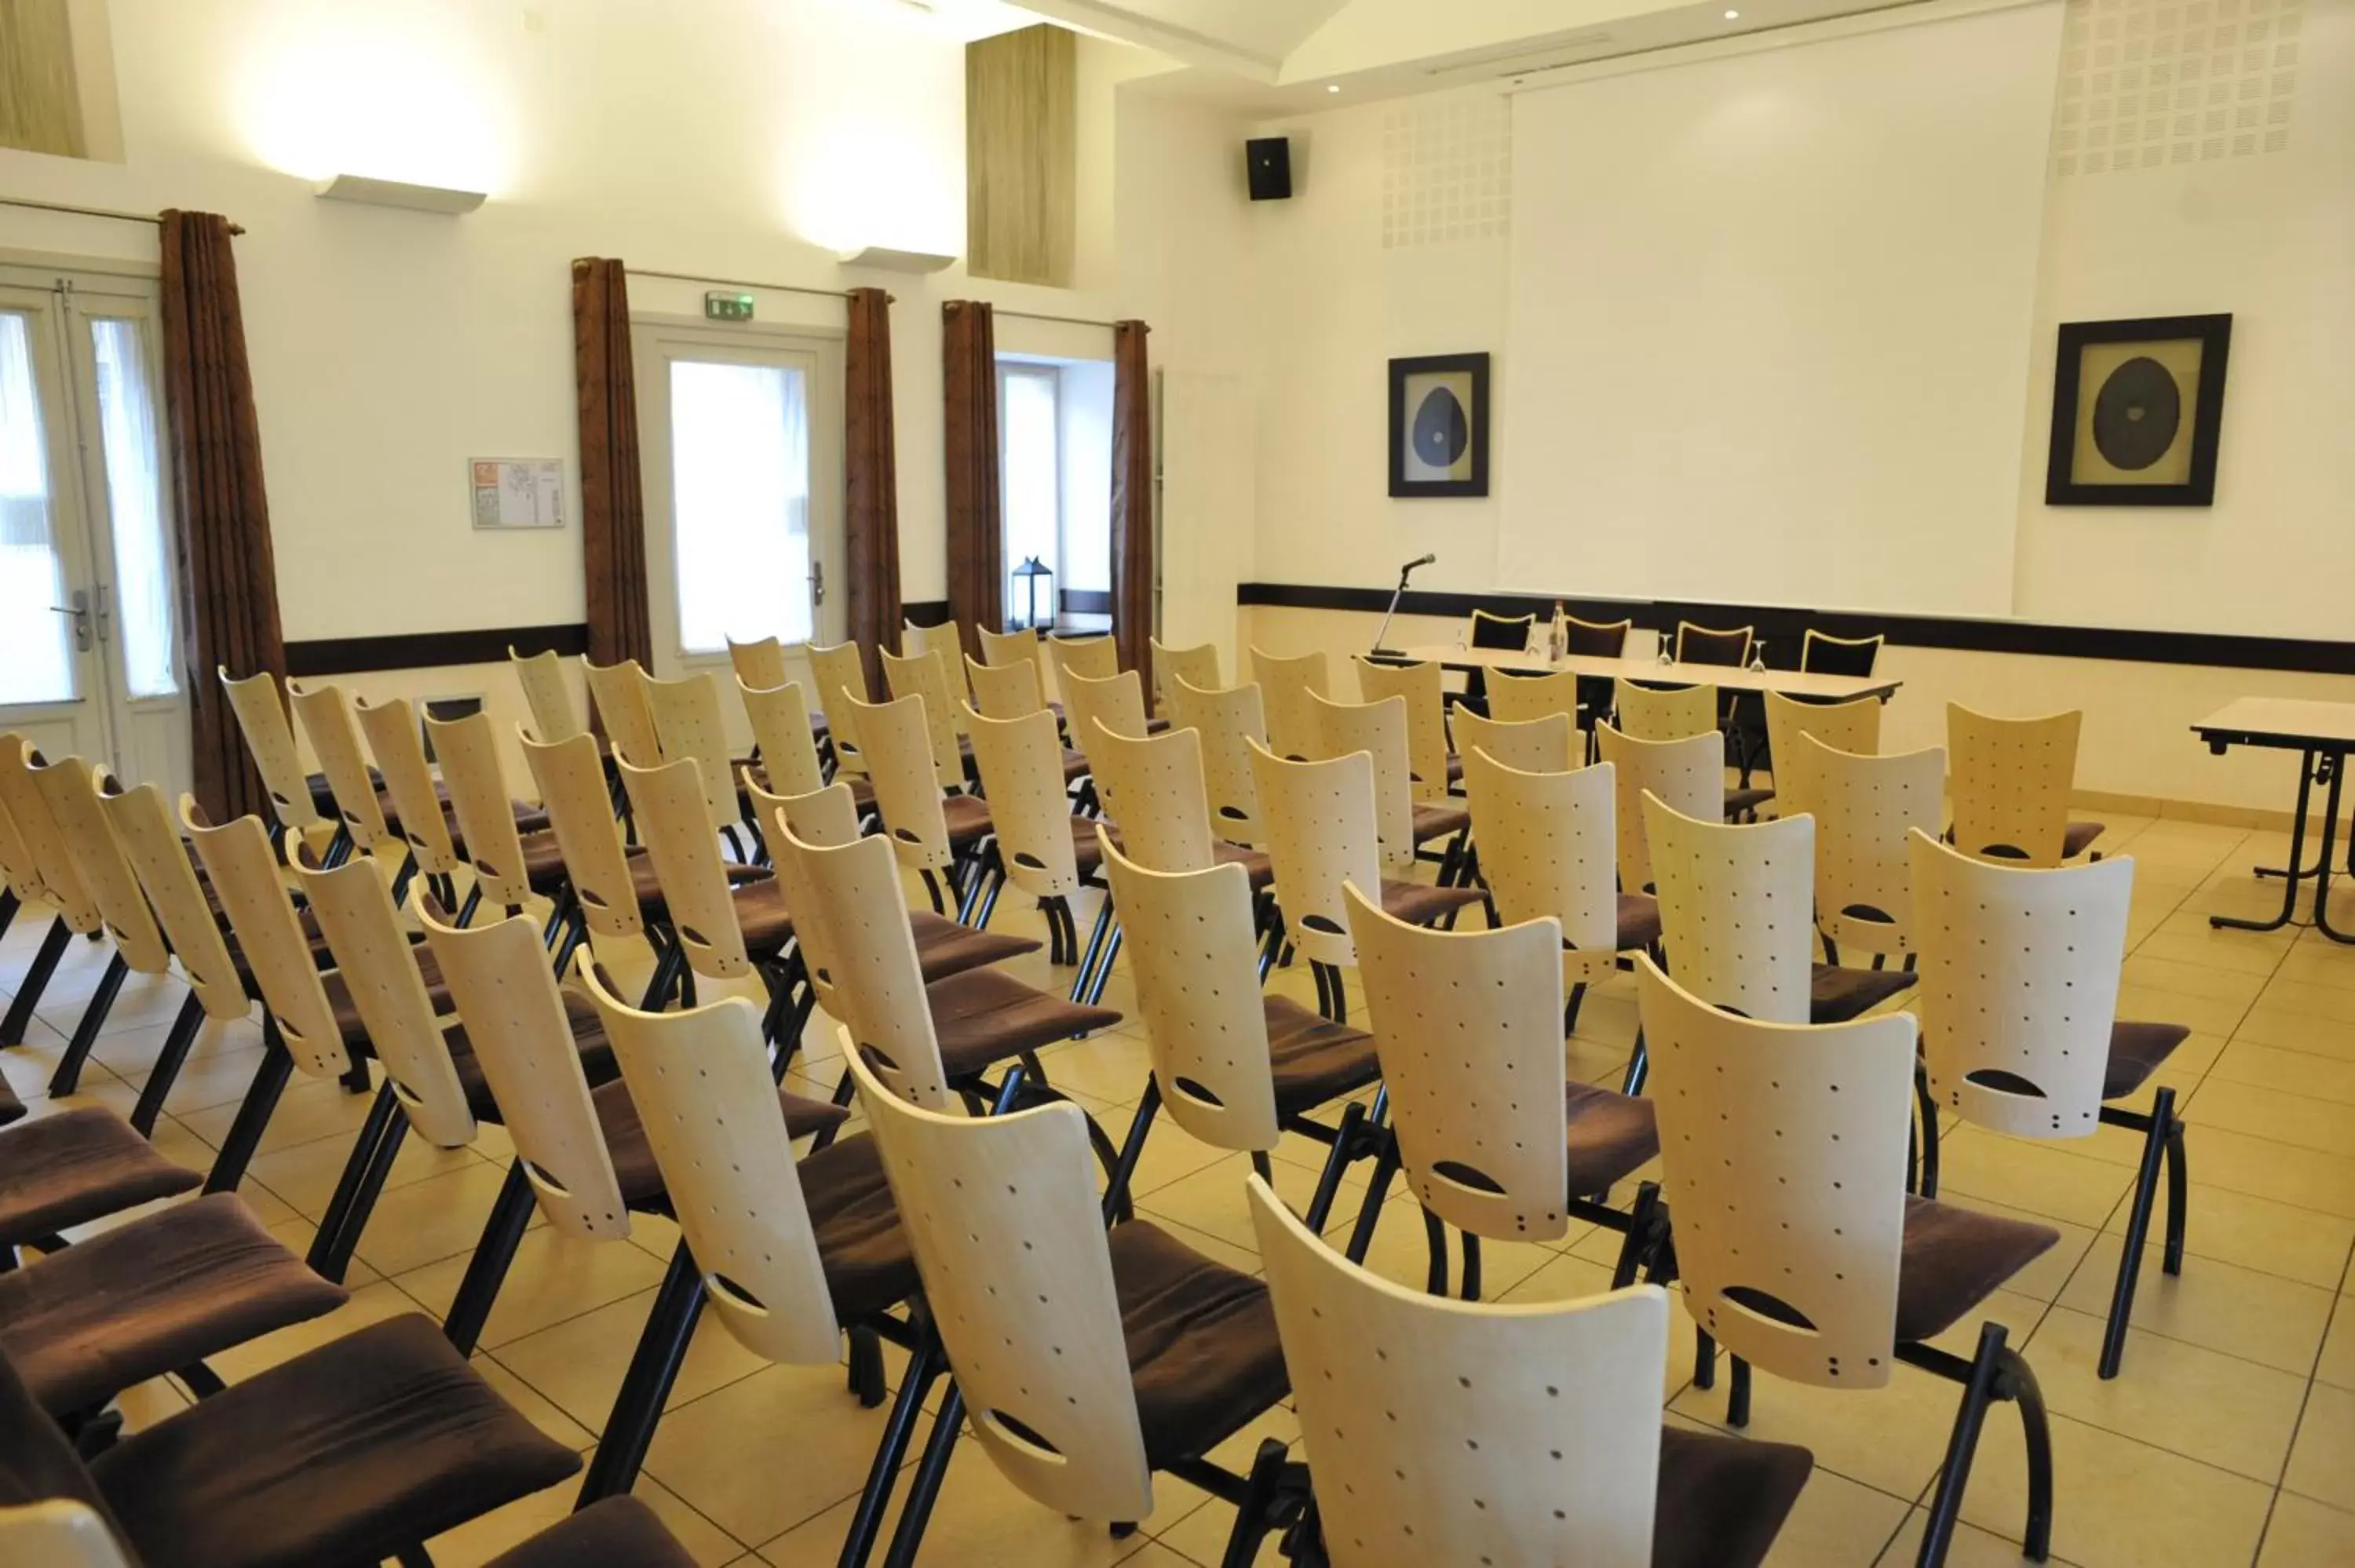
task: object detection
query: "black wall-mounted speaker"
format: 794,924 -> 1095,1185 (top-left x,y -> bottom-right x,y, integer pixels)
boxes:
1246,137 -> 1293,201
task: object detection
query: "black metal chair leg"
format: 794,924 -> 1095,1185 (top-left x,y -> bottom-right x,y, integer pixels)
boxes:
845,1325 -> 887,1408
129,992 -> 209,1136
1085,924 -> 1123,1008
203,1024 -> 296,1194
0,917 -> 73,1045
1611,1182 -> 1663,1289
1620,1028 -> 1648,1096
1693,1329 -> 1717,1391
1726,1355 -> 1752,1428
2163,1120 -> 2189,1275
1344,1137 -> 1401,1265
1070,898 -> 1116,1005
579,1242 -> 707,1505
1916,1322 -> 2011,1568
443,1161 -> 538,1357
1459,1229 -> 1482,1302
838,1330 -> 944,1568
306,1083 -> 403,1278
2099,1088 -> 2174,1380
1102,1080 -> 1163,1226
318,1106 -> 411,1281
1915,1060 -> 1941,1199
0,887 -> 16,944
1564,981 -> 1587,1036
1302,1101 -> 1367,1233
1215,1436 -> 1291,1568
879,1380 -> 966,1568
2004,1344 -> 2055,1563
1422,1208 -> 1449,1296
49,950 -> 130,1096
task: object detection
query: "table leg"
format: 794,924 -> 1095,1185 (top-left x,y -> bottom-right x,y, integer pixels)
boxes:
2311,753 -> 2355,945
2213,748 -> 2317,935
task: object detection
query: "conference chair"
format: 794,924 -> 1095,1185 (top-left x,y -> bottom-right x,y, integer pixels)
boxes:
0,1083 -> 206,1271
1565,614 -> 1635,750
285,679 -> 398,877
1354,655 -> 1458,798
807,639 -> 875,777
903,615 -> 967,673
1637,957 -> 2059,1568
977,624 -> 1058,714
518,727 -> 691,987
880,645 -> 973,793
1802,627 -> 1886,675
1058,668 -> 1152,810
644,669 -> 758,860
583,657 -> 664,767
1249,742 -> 1483,1022
1485,668 -> 1580,728
1448,706 -> 1576,775
845,691 -> 991,917
1045,629 -> 1119,689
1762,688 -> 1882,823
0,1498 -> 704,1568
964,651 -> 1046,719
510,646 -> 591,743
1148,636 -> 1219,712
1673,620 -> 1753,667
738,674 -> 878,835
1165,675 -> 1267,848
1250,645 -> 1330,761
1245,1178 -> 1816,1568
1807,735 -> 1944,968
425,708 -> 545,924
1466,606 -> 1535,651
842,1042 -> 1302,1568
0,784 -> 35,950
1909,833 -> 2190,1379
1306,690 -> 1471,884
1593,723 -> 1721,896
726,632 -> 790,691
960,704 -> 1115,991
1611,679 -> 1719,743
1341,882 -> 1662,1299
352,693 -> 469,912
216,666 -> 334,856
23,751 -> 164,1090
1948,705 -> 2105,865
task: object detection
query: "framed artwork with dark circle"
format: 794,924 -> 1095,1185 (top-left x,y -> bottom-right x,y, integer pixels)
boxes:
2045,313 -> 2232,506
1388,352 -> 1490,498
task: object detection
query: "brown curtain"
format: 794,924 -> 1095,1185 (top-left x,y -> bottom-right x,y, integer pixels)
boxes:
844,286 -> 902,696
1110,319 -> 1154,696
159,210 -> 281,826
572,257 -> 652,669
941,299 -> 1002,659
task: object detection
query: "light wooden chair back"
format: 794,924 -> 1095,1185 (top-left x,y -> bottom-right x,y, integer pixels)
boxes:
904,618 -> 969,680
771,779 -> 863,848
880,647 -> 967,792
976,625 -> 1050,706
965,706 -> 1082,900
1247,1179 -> 1670,1568
1763,692 -> 1882,823
1249,742 -> 1383,969
1484,669 -> 1580,726
615,754 -> 753,980
1166,676 -> 1265,848
843,693 -> 955,876
292,856 -> 476,1147
1612,681 -> 1719,743
179,799 -> 349,1078
1250,647 -> 1330,761
0,737 -> 95,929
1353,658 -> 1451,801
96,775 -> 246,1020
0,1502 -> 126,1568
1084,723 -> 1213,873
644,671 -> 743,837
1450,708 -> 1575,775
738,678 -> 827,800
845,1044 -> 1156,1522
1594,724 -> 1722,895
1643,793 -> 1814,1025
1060,669 -> 1148,763
0,782 -> 36,906
1908,830 -> 2132,1140
518,727 -> 644,941
29,753 -> 164,972
806,641 -> 873,776
1344,882 -> 1572,1242
583,658 -> 663,768
776,823 -> 951,1110
1462,749 -> 1622,986
353,695 -> 460,877
1046,632 -> 1119,690
288,680 -> 389,853
510,648 -> 588,745
1638,956 -> 1913,1389
420,901 -> 627,1239
964,655 -> 1046,720
218,667 -> 327,835
1809,737 -> 1944,961
1305,691 -> 1416,870
582,964 -> 842,1359
1948,705 -> 2085,866
427,711 -> 532,910
1097,832 -> 1278,1149
1148,639 -> 1219,713
726,636 -> 789,692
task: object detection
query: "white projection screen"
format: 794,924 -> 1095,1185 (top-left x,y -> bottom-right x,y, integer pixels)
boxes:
1500,4 -> 2061,615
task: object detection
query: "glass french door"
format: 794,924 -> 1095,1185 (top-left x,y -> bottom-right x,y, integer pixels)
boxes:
0,266 -> 186,797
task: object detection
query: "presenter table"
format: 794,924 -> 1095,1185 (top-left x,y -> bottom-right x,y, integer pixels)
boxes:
2193,697 -> 2355,945
1386,644 -> 1904,703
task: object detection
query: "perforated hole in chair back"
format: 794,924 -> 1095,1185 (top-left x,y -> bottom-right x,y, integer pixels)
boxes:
1249,742 -> 1382,968
1674,622 -> 1754,668
584,659 -> 663,770
844,693 -> 956,874
881,647 -> 968,792
29,753 -> 163,971
1250,647 -> 1331,763
1809,737 -> 1942,961
1246,1178 -> 1669,1568
1354,658 -> 1451,801
778,824 -> 951,1109
288,680 -> 388,851
1305,691 -> 1417,870
219,668 -> 327,831
645,672 -> 745,837
965,705 -> 1082,899
615,753 -> 753,979
428,711 -> 531,907
1462,749 -> 1619,986
726,636 -> 790,693
510,648 -> 588,745
1484,669 -> 1579,726
354,695 -> 460,875
518,727 -> 644,940
966,655 -> 1046,720
1612,681 -> 1719,744
1449,709 -> 1575,776
1167,676 -> 1266,849
1908,830 -> 2130,1140
806,642 -> 874,775
1947,706 -> 2084,867
739,677 -> 827,800
96,775 -> 246,1020
845,1045 -> 1155,1522
1344,882 -> 1572,1242
1085,724 -> 1214,873
1593,724 -> 1722,896
1637,957 -> 1912,1388
1763,692 -> 1881,824
1643,793 -> 1814,1025
179,799 -> 349,1078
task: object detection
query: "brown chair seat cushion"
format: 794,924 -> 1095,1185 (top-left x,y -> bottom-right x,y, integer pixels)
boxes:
443,989 -> 624,1124
1062,749 -> 1093,784
322,944 -> 457,1051
1809,963 -> 1916,1024
1616,892 -> 1663,952
0,1076 -> 21,1129
2064,821 -> 2105,858
943,792 -> 994,847
2105,1020 -> 2190,1101
1068,815 -> 1115,877
1444,753 -> 1465,785
599,1079 -> 851,1212
0,1194 -> 347,1417
911,911 -> 1041,980
739,768 -> 877,818
1894,1195 -> 2060,1344
0,1108 -> 202,1248
1108,1220 -> 1287,1468
1411,801 -> 1471,844
1378,877 -> 1485,927
800,1133 -> 921,1322
1212,842 -> 1277,892
1263,996 -> 1382,1114
1653,1423 -> 1815,1568
1724,786 -> 1776,820
926,968 -> 1123,1081
485,1497 -> 699,1568
731,877 -> 796,963
89,1313 -> 581,1568
1564,1081 -> 1661,1195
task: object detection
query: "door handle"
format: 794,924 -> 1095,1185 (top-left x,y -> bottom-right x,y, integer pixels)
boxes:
93,582 -> 112,645
48,589 -> 91,653
810,559 -> 825,607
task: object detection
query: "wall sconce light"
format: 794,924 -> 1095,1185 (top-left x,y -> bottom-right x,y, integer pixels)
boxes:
314,173 -> 487,214
838,246 -> 957,273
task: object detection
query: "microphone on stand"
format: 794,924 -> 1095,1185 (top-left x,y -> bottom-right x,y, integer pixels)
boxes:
1371,554 -> 1437,657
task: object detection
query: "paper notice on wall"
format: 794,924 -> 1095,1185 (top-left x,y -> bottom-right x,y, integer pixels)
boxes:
470,458 -> 566,529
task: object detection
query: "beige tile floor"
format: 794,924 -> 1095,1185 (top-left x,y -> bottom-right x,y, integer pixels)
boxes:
7,809 -> 2355,1566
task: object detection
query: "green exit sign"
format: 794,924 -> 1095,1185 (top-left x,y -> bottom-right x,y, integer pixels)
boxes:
704,291 -> 755,322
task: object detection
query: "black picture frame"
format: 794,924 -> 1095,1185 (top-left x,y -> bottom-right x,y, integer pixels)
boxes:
2045,313 -> 2232,507
1388,352 -> 1490,498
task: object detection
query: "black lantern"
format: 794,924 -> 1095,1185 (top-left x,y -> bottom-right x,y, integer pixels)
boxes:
1011,556 -> 1054,633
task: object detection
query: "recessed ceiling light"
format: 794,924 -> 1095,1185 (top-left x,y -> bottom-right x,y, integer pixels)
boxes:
1724,7 -> 1740,16
1327,83 -> 1342,93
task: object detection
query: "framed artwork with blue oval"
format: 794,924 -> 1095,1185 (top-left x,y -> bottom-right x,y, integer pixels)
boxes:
2045,314 -> 2231,505
1388,352 -> 1490,498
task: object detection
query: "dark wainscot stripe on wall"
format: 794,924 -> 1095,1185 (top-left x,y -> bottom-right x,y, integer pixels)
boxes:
288,604 -> 965,676
1237,582 -> 2355,678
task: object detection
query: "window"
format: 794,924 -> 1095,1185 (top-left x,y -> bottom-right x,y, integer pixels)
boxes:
90,318 -> 175,697
999,362 -> 1061,627
666,358 -> 811,654
0,310 -> 71,705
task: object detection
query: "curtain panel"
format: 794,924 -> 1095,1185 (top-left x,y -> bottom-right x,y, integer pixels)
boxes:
572,257 -> 652,672
844,286 -> 903,695
940,299 -> 1002,659
1109,319 -> 1154,699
